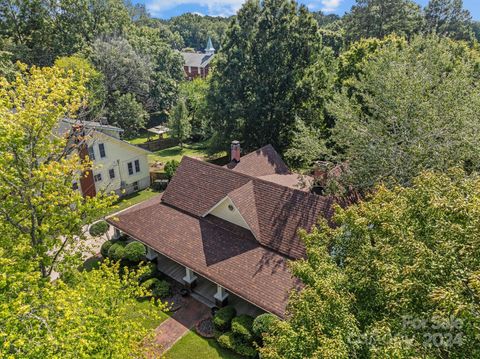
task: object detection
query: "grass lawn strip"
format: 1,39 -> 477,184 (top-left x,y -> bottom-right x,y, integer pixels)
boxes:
165,330 -> 245,359
107,188 -> 161,216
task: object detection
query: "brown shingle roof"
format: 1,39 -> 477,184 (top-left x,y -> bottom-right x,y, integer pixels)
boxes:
225,144 -> 290,177
162,156 -> 251,217
108,195 -> 300,317
109,147 -> 340,317
163,156 -> 335,259
229,178 -> 334,258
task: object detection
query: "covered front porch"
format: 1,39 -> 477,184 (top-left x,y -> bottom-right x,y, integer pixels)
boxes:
154,251 -> 265,318
110,223 -> 286,318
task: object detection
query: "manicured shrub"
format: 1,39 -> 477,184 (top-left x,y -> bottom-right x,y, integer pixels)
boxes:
142,278 -> 161,291
124,241 -> 146,262
213,306 -> 237,332
217,331 -> 235,350
231,315 -> 254,342
217,332 -> 257,358
142,278 -> 170,298
164,159 -> 180,181
89,221 -> 110,237
100,239 -> 114,258
139,262 -> 158,283
107,242 -> 125,261
152,280 -> 171,299
252,313 -> 279,339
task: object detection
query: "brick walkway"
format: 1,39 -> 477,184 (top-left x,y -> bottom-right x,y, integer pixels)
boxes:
152,296 -> 211,356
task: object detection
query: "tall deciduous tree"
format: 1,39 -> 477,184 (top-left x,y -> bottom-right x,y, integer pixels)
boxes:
54,55 -> 107,121
168,98 -> 191,147
424,0 -> 474,41
261,169 -> 480,359
179,78 -> 209,140
207,0 -> 334,154
344,0 -> 423,43
90,37 -> 152,103
260,225 -> 360,359
108,92 -> 148,137
330,36 -> 480,190
0,0 -> 130,65
0,244 -> 165,358
263,169 -> 480,358
0,64 -> 113,278
338,169 -> 480,357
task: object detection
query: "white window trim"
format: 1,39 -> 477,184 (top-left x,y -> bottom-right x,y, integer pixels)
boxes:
94,172 -> 103,183
127,162 -> 134,176
98,143 -> 107,159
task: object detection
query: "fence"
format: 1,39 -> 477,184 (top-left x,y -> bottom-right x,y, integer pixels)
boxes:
138,138 -> 178,152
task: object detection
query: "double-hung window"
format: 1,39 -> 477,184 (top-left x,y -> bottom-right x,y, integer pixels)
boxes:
94,173 -> 102,182
98,143 -> 106,158
127,160 -> 141,176
109,168 -> 115,179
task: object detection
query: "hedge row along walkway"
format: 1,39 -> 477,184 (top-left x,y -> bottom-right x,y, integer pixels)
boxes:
152,296 -> 211,356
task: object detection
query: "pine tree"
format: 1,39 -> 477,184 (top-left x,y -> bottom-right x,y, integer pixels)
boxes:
206,0 -> 333,154
424,0 -> 474,41
344,0 -> 423,43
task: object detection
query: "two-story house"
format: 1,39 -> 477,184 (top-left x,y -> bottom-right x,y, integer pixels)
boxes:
59,118 -> 150,198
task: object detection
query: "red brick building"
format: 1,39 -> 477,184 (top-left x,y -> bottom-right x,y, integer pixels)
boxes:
181,37 -> 215,80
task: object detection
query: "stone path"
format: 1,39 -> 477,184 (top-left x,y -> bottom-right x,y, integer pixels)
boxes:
153,296 -> 211,356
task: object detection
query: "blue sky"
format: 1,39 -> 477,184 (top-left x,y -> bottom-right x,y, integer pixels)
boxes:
137,0 -> 479,20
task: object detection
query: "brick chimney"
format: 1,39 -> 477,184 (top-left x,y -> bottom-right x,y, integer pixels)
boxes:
231,141 -> 241,163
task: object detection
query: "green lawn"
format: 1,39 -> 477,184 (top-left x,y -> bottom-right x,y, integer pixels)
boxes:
125,130 -> 155,145
148,142 -> 213,166
165,331 -> 244,359
108,188 -> 161,216
125,299 -> 170,330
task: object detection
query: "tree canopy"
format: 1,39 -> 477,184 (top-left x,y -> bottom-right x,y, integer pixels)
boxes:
0,64 -> 114,278
0,63 -> 165,358
206,0 -> 334,154
425,0 -> 474,41
344,0 -> 423,43
262,169 -> 480,358
166,13 -> 229,51
330,36 -> 480,190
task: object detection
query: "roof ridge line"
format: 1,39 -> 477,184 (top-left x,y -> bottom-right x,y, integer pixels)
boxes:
180,156 -> 326,201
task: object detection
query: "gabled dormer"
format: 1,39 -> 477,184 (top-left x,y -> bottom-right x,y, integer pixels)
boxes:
204,196 -> 251,230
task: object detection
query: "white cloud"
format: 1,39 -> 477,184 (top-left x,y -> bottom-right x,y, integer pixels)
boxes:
146,0 -> 246,17
146,0 -> 343,18
320,0 -> 342,12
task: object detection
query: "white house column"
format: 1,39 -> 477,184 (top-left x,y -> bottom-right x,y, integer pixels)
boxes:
112,228 -> 122,240
183,267 -> 197,289
214,285 -> 229,307
145,246 -> 158,261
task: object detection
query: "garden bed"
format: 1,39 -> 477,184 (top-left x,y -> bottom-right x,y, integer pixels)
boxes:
196,317 -> 215,338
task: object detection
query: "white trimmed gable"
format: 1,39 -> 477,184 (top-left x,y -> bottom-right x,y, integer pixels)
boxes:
206,197 -> 250,230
